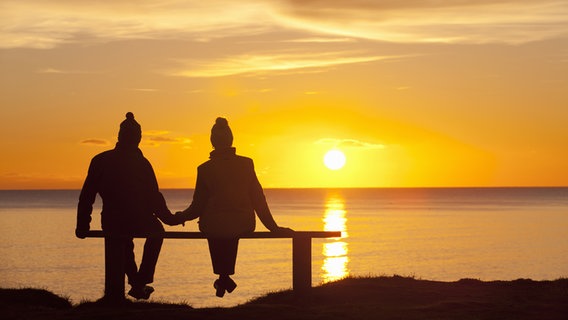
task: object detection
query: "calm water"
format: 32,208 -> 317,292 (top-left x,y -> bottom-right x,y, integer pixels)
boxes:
1,188 -> 567,308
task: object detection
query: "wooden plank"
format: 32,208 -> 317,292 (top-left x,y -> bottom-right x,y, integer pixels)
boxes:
85,230 -> 341,239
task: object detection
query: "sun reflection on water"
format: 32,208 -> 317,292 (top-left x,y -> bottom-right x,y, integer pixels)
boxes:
322,192 -> 349,282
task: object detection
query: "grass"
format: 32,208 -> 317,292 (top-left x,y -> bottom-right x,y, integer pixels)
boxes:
2,276 -> 567,319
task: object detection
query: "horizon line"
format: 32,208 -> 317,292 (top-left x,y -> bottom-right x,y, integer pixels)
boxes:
1,185 -> 567,192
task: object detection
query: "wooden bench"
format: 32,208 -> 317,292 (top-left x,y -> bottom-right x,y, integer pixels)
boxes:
86,230 -> 342,298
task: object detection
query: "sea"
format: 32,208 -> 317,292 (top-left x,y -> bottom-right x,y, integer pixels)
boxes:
1,187 -> 567,308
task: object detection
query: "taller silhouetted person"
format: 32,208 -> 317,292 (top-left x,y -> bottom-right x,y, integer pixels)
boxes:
76,112 -> 180,304
177,117 -> 293,297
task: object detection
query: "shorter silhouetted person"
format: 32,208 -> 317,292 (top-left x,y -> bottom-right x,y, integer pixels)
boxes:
76,112 -> 180,304
177,117 -> 293,297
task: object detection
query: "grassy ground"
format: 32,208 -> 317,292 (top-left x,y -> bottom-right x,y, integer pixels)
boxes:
2,276 -> 567,319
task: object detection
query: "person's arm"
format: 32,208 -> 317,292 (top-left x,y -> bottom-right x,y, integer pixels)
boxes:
152,191 -> 180,226
251,176 -> 279,231
177,167 -> 207,221
145,161 -> 180,226
249,160 -> 292,232
76,158 -> 99,238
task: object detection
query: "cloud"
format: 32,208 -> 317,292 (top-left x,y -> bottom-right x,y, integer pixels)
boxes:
126,88 -> 158,92
79,132 -> 191,148
144,130 -> 170,136
146,136 -> 192,144
143,130 -> 192,147
2,0 -> 566,50
275,0 -> 568,44
80,139 -> 110,146
0,0 -> 276,49
283,37 -> 357,43
37,68 -> 97,74
37,68 -> 65,74
316,138 -> 385,150
172,52 -> 395,77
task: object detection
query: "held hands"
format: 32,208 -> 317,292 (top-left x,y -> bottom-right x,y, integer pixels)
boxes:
174,211 -> 185,226
161,211 -> 192,226
173,211 -> 192,226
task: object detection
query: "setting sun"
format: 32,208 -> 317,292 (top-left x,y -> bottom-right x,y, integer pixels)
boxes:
324,150 -> 346,171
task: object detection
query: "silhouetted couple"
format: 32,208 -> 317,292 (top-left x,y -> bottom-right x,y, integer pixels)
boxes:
76,113 -> 292,304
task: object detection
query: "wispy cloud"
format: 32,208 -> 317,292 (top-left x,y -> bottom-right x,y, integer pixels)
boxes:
283,37 -> 357,43
144,130 -> 170,136
37,68 -> 66,74
80,132 -> 192,148
37,67 -> 101,74
146,136 -> 192,144
2,0 -> 565,49
80,139 -> 110,146
0,0 -> 275,49
126,88 -> 158,92
143,130 -> 192,147
172,52 -> 395,77
316,138 -> 385,150
275,0 -> 568,44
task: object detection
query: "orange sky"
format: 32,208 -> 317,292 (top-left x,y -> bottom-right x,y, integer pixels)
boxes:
1,0 -> 567,189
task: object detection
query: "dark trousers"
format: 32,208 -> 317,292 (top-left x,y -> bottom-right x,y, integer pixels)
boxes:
207,238 -> 239,276
104,236 -> 163,300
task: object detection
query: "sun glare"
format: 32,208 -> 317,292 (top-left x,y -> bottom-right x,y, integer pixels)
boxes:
324,149 -> 346,170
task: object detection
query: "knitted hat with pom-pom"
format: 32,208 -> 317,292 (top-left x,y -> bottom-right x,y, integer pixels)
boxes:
210,117 -> 233,148
118,112 -> 142,146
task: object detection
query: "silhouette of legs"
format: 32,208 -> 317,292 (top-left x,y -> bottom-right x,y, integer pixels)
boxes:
103,236 -> 163,301
138,237 -> 163,285
207,238 -> 239,297
207,238 -> 238,275
124,237 -> 163,300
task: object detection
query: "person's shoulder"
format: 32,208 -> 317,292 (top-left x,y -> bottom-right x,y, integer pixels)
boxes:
198,159 -> 213,169
92,149 -> 115,161
235,154 -> 253,162
97,149 -> 115,156
235,155 -> 254,167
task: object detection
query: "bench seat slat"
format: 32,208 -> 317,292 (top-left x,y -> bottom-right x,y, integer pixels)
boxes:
85,230 -> 341,239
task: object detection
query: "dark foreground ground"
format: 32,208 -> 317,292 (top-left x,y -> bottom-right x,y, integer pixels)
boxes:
2,276 -> 567,320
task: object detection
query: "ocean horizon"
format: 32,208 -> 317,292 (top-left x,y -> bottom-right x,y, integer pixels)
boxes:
1,187 -> 567,308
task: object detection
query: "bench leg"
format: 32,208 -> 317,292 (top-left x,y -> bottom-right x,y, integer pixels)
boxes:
104,237 -> 126,301
292,237 -> 311,295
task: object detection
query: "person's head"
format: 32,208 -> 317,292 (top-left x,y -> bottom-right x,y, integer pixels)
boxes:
210,117 -> 233,149
118,112 -> 142,147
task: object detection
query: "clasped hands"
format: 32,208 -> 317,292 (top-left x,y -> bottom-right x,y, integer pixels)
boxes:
163,211 -> 193,227
168,212 -> 294,234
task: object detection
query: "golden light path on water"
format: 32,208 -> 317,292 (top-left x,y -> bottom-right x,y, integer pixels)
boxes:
322,192 -> 349,282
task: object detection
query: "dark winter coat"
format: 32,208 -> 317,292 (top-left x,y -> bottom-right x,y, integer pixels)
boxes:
76,144 -> 174,236
181,147 -> 278,238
